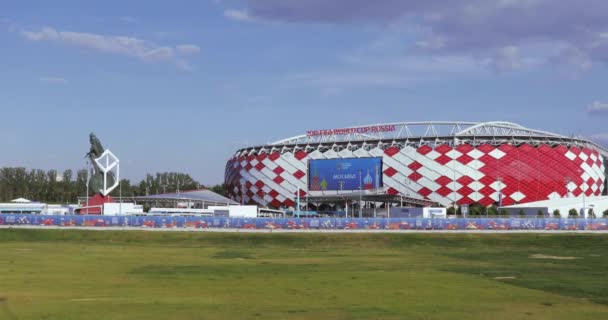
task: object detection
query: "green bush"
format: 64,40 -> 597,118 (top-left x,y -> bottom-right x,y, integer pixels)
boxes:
499,209 -> 509,217
568,208 -> 578,218
447,207 -> 456,215
537,209 -> 544,218
588,208 -> 596,219
552,209 -> 561,218
518,209 -> 525,217
488,205 -> 498,217
603,209 -> 608,218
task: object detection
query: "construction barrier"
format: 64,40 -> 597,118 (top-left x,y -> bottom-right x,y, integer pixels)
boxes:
0,214 -> 607,230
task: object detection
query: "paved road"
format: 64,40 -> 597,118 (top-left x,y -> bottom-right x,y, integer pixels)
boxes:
1,225 -> 607,234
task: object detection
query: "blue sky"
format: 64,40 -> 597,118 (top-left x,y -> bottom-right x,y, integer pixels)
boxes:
1,0 -> 608,184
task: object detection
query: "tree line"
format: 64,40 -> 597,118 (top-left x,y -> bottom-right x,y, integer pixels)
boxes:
0,167 -> 227,204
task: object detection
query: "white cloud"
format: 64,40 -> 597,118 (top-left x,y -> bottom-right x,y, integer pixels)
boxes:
21,26 -> 200,70
176,44 -> 201,55
22,26 -> 59,41
587,101 -> 608,114
224,9 -> 254,22
40,76 -> 67,84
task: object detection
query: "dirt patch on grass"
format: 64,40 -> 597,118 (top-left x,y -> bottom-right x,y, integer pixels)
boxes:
529,254 -> 580,260
493,276 -> 517,280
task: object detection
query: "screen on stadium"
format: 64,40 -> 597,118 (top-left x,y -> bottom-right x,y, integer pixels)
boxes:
308,157 -> 383,191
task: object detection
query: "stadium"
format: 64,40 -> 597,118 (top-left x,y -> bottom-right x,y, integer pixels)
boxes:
225,121 -> 608,211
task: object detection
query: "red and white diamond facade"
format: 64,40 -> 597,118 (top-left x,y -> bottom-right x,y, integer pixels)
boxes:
225,122 -> 607,208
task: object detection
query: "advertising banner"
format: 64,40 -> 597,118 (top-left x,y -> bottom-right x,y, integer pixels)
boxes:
308,157 -> 383,191
1,214 -> 607,231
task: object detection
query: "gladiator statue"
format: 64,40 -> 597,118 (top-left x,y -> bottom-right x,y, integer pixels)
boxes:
86,133 -> 115,194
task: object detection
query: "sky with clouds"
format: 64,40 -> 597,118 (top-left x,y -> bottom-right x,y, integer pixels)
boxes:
1,0 -> 608,184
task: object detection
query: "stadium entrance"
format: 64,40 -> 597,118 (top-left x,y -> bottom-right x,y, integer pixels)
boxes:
302,191 -> 436,218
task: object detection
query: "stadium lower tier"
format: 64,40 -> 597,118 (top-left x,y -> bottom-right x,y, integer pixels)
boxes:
225,143 -> 606,208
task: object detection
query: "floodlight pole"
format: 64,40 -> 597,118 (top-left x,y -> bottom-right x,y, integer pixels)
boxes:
359,169 -> 362,218
296,187 -> 300,218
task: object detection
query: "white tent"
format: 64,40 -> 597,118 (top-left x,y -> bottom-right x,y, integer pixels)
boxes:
11,198 -> 32,203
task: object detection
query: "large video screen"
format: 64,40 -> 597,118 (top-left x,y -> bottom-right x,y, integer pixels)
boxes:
308,157 -> 383,191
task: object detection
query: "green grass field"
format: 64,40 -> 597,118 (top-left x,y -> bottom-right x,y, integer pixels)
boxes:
0,229 -> 607,319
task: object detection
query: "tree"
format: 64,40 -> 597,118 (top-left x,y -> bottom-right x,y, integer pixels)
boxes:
588,208 -> 596,219
211,183 -> 227,197
518,209 -> 525,218
603,209 -> 608,218
447,206 -> 456,215
488,205 -> 498,217
553,209 -> 561,218
0,166 -> 204,204
499,209 -> 509,217
568,208 -> 578,218
537,209 -> 544,218
62,169 -> 73,203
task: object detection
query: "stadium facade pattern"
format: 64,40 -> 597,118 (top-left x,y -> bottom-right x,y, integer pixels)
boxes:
225,122 -> 608,208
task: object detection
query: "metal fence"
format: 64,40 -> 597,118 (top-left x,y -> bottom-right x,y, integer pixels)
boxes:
1,214 -> 607,230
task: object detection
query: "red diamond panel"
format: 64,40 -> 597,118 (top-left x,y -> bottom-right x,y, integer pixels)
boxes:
257,153 -> 267,162
408,161 -> 423,171
457,186 -> 474,197
456,154 -> 474,165
245,163 -> 253,171
479,186 -> 496,196
269,152 -> 281,161
255,180 -> 265,189
254,162 -> 265,171
457,176 -> 474,186
477,144 -> 495,153
498,144 -> 516,153
456,144 -> 475,154
293,170 -> 306,180
418,187 -> 432,198
417,145 -> 433,155
479,197 -> 495,206
268,190 -> 279,198
384,167 -> 398,177
435,176 -> 453,186
435,154 -> 452,165
458,197 -> 474,205
295,150 -> 308,160
270,199 -> 281,208
387,187 -> 399,195
273,176 -> 284,184
435,144 -> 452,154
273,166 -> 285,175
408,172 -> 423,182
435,186 -> 453,197
384,146 -> 400,157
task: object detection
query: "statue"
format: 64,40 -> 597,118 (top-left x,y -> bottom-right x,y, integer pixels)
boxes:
86,133 -> 116,195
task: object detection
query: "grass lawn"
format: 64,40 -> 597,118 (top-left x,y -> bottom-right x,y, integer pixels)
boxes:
0,229 -> 607,319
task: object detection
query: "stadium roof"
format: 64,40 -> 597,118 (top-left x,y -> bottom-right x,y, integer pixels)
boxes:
273,121 -> 571,145
235,121 -> 608,158
132,189 -> 238,205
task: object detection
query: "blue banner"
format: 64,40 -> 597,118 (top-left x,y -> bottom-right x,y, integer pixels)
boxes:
308,157 -> 383,191
2,214 -> 608,231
